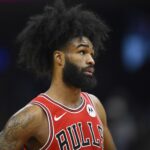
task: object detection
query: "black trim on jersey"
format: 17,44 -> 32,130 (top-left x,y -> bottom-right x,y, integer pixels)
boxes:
97,124 -> 104,149
81,92 -> 94,106
82,92 -> 103,125
97,124 -> 104,139
41,93 -> 85,112
30,101 -> 54,150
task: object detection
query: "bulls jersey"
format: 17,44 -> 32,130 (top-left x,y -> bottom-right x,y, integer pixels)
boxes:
30,92 -> 104,150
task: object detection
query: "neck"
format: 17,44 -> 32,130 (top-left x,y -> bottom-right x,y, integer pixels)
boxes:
45,77 -> 82,107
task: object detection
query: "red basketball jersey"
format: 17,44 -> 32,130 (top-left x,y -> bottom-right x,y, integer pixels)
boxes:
30,92 -> 104,150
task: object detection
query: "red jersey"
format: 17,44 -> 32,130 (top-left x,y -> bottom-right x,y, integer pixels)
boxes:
30,92 -> 104,150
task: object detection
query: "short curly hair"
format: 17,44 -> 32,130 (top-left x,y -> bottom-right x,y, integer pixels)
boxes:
17,0 -> 110,77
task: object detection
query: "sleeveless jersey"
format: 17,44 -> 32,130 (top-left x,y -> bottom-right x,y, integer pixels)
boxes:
30,92 -> 104,150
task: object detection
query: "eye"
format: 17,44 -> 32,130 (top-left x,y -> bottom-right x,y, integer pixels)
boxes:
79,50 -> 86,55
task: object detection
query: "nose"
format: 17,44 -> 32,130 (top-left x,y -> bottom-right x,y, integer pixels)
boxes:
86,54 -> 95,65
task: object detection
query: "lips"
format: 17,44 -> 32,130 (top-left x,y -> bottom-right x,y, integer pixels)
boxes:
83,67 -> 95,76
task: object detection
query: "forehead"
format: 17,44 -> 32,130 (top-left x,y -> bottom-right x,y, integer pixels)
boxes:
66,36 -> 94,49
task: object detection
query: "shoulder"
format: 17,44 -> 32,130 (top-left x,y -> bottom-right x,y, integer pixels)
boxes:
12,103 -> 45,124
3,104 -> 46,140
87,93 -> 107,126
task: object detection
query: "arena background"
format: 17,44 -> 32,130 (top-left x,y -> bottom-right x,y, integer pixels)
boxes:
0,0 -> 150,149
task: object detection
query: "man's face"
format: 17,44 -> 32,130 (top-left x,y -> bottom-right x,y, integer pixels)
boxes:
62,37 -> 97,89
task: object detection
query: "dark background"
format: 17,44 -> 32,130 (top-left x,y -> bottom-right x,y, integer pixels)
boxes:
0,0 -> 150,149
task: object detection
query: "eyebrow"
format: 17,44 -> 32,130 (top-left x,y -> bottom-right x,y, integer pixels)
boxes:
76,44 -> 91,48
76,43 -> 95,55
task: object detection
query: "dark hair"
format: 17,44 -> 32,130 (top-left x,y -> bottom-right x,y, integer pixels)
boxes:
17,0 -> 110,77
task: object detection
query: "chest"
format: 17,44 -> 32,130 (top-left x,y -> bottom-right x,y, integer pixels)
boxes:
29,94 -> 104,149
46,106 -> 104,150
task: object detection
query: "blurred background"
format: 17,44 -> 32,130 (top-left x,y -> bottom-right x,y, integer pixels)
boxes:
0,0 -> 150,149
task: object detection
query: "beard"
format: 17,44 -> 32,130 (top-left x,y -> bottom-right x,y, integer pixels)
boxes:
62,59 -> 97,90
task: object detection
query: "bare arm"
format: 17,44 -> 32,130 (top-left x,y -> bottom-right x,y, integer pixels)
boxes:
0,104 -> 44,150
89,94 -> 116,150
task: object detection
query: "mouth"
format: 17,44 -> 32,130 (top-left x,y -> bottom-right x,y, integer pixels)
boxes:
83,67 -> 95,77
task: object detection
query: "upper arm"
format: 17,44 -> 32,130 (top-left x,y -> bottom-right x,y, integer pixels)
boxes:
88,94 -> 116,150
0,104 -> 44,150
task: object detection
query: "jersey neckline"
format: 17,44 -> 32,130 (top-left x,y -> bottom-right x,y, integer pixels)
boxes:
40,93 -> 86,112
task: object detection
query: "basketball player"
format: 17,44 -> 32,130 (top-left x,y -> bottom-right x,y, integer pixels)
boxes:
0,0 -> 116,149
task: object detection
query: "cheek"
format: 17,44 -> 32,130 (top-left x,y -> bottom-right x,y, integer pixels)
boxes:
66,53 -> 86,68
76,55 -> 86,63
73,60 -> 84,70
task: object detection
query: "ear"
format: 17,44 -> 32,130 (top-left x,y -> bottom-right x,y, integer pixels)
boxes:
53,50 -> 65,66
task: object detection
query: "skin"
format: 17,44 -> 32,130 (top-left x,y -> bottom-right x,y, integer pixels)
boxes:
0,105 -> 48,149
0,36 -> 116,150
